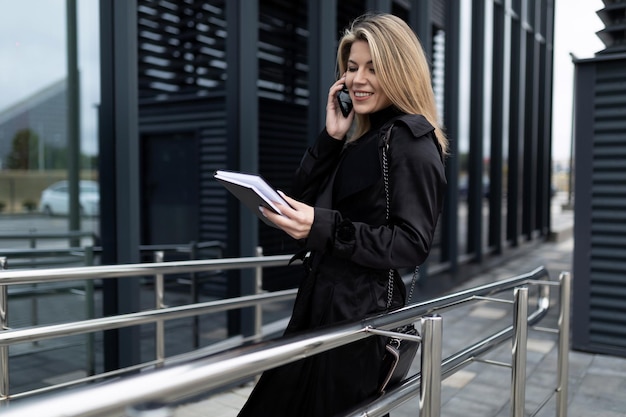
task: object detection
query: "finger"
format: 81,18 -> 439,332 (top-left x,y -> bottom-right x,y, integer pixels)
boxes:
261,208 -> 300,239
271,193 -> 313,239
259,206 -> 288,228
328,76 -> 347,101
276,191 -> 301,209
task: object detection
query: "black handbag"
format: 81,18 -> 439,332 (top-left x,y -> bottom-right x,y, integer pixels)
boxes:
377,122 -> 421,394
378,321 -> 420,393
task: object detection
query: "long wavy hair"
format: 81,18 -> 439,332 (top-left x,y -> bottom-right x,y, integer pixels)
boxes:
337,13 -> 448,154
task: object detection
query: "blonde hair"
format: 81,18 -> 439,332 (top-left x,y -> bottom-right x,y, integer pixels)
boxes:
337,13 -> 448,154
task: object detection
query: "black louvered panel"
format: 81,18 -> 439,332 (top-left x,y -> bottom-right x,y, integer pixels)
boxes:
261,108 -> 309,179
391,2 -> 410,21
254,0 -> 311,290
258,114 -> 309,186
588,58 -> 626,350
431,0 -> 446,29
136,0 -> 229,245
338,1 -> 367,33
198,108 -> 229,245
259,0 -> 309,104
138,93 -> 228,246
139,93 -> 225,126
258,96 -> 309,290
597,1 -> 626,55
138,0 -> 227,102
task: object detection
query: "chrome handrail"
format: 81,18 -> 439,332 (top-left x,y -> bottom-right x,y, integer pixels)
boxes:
0,266 -> 564,417
0,289 -> 297,346
0,254 -> 294,285
347,271 -> 570,417
0,263 -> 546,347
0,231 -> 95,240
0,252 -> 298,400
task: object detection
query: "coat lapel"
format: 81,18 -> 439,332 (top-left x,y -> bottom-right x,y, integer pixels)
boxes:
318,114 -> 436,209
332,134 -> 382,205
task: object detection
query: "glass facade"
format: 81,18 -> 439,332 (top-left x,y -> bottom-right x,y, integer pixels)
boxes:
0,0 -> 101,395
0,1 -> 99,238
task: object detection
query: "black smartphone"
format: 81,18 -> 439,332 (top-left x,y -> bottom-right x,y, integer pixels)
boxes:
336,85 -> 353,117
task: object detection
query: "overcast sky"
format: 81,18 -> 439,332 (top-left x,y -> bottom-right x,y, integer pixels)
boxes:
0,0 -> 100,154
552,0 -> 605,160
0,1 -> 607,160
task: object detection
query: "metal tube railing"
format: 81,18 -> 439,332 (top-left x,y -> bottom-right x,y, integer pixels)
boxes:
0,231 -> 96,240
0,261 -> 564,417
511,287 -> 529,417
420,315 -> 443,417
0,254 -> 294,285
557,272 -> 571,417
0,253 -> 297,401
0,257 -> 7,405
0,265 -> 549,380
154,251 -> 165,367
0,321 -> 376,416
254,246 -> 263,342
343,270 -> 561,417
1,310 -> 448,417
0,289 -> 297,347
84,246 -> 96,376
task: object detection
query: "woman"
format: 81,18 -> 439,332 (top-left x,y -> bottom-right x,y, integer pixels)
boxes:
238,13 -> 447,416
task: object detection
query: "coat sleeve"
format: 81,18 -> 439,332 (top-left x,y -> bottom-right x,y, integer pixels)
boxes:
305,124 -> 446,269
290,129 -> 345,205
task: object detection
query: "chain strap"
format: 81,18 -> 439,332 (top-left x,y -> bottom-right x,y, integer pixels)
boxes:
383,124 -> 419,310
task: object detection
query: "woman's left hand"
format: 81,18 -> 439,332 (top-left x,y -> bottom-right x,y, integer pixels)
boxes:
260,192 -> 314,240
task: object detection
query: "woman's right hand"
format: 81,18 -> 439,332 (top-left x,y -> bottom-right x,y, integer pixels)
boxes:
326,75 -> 354,140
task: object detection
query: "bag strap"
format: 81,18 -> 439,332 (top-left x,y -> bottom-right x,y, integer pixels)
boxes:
382,123 -> 419,310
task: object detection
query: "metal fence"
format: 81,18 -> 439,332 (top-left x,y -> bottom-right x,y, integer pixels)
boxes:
0,255 -> 570,417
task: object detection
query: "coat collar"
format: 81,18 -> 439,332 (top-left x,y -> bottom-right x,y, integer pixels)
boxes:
379,113 -> 435,141
317,112 -> 437,208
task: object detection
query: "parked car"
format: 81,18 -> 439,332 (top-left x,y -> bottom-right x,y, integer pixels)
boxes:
39,180 -> 100,216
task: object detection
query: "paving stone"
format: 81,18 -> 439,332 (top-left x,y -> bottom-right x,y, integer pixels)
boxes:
527,338 -> 555,354
442,369 -> 477,388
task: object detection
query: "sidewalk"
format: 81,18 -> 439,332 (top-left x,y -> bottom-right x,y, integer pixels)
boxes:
174,212 -> 626,417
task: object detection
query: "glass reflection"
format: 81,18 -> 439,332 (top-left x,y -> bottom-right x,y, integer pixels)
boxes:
0,1 -> 99,243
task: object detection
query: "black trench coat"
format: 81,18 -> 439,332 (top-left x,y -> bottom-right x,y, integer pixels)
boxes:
237,108 -> 446,417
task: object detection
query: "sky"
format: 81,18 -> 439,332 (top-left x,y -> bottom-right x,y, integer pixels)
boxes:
552,0 -> 605,160
0,1 -> 608,160
0,0 -> 100,155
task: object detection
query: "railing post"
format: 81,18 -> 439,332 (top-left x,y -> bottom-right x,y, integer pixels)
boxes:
84,246 -> 96,376
29,231 -> 38,328
189,241 -> 200,349
420,314 -> 443,417
0,257 -> 8,403
556,272 -> 571,417
154,251 -> 165,367
511,286 -> 528,417
254,246 -> 263,342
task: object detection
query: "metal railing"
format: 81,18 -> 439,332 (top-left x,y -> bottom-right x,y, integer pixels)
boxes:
0,231 -> 96,247
0,252 -> 297,400
0,256 -> 570,417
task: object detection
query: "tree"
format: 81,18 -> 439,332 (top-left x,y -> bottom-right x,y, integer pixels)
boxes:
5,129 -> 39,170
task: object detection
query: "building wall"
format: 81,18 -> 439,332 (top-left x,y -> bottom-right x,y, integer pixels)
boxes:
0,0 -> 556,292
573,53 -> 626,358
97,0 -> 556,295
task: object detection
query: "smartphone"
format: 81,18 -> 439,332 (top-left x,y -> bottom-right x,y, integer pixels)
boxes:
336,85 -> 353,118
